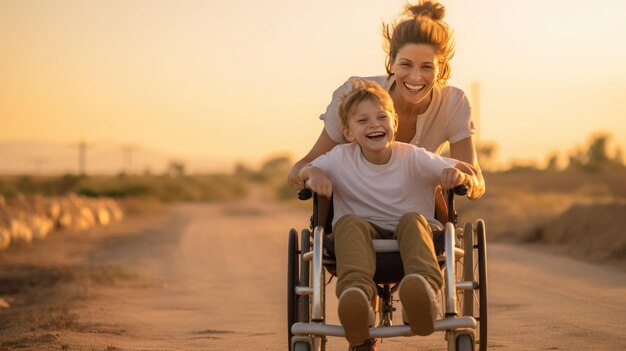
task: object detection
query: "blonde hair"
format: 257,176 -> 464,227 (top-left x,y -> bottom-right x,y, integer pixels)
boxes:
338,79 -> 395,129
383,1 -> 455,84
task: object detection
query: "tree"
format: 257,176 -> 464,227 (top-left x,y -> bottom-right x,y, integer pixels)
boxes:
545,152 -> 560,171
259,154 -> 292,182
167,160 -> 186,177
568,133 -> 624,171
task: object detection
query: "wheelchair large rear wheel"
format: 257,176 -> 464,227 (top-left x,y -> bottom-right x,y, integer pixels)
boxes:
476,220 -> 488,351
461,220 -> 488,351
287,228 -> 299,349
298,229 -> 311,323
462,222 -> 474,317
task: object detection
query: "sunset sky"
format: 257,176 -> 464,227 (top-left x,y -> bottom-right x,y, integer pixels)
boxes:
1,0 -> 625,173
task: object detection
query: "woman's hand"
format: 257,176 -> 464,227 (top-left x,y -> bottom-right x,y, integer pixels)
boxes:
288,161 -> 307,189
466,174 -> 484,200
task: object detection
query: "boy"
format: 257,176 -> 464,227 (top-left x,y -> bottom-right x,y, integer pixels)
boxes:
298,79 -> 476,351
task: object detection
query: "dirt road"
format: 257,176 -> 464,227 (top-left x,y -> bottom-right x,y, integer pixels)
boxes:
1,189 -> 625,350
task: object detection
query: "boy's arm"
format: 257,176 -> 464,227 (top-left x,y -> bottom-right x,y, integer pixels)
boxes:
299,165 -> 333,198
440,161 -> 479,195
287,129 -> 338,189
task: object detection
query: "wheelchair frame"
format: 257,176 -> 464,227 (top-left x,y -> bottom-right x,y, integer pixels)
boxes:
288,188 -> 488,351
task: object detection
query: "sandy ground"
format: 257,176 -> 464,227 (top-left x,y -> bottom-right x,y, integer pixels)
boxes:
1,187 -> 626,350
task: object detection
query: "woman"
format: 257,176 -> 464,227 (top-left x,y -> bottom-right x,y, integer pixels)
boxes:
288,0 -> 485,201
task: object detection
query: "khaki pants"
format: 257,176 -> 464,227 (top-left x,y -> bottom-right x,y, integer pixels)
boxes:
333,213 -> 443,301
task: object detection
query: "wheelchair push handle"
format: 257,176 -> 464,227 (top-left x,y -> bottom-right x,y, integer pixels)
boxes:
452,184 -> 468,196
298,188 -> 313,201
446,184 -> 469,205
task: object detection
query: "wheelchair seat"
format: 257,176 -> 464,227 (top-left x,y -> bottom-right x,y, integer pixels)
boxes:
322,230 -> 447,284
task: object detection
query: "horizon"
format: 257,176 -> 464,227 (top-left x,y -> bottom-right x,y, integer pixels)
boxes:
2,0 -> 626,174
0,132 -> 622,176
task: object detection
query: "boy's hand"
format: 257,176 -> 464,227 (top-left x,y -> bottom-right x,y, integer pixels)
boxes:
304,174 -> 333,198
441,167 -> 467,190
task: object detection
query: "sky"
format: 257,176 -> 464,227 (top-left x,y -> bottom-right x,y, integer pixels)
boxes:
1,0 -> 626,173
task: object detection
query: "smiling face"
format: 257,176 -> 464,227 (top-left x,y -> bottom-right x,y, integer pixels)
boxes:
391,43 -> 439,109
343,98 -> 398,164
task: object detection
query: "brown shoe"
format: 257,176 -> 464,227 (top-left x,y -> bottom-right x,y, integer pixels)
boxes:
399,274 -> 440,336
338,287 -> 374,345
349,338 -> 377,351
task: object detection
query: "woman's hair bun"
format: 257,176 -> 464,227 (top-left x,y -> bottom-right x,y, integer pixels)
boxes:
406,1 -> 445,20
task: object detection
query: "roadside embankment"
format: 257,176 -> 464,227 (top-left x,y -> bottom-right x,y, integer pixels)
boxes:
0,193 -> 123,251
530,202 -> 626,262
455,170 -> 626,267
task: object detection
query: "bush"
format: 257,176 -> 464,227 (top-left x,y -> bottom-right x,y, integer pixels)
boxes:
0,174 -> 248,203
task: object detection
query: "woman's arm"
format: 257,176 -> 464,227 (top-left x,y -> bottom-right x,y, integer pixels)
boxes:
287,128 -> 339,189
449,136 -> 486,200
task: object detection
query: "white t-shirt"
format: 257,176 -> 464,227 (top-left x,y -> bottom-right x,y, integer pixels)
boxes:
311,142 -> 457,231
320,75 -> 474,155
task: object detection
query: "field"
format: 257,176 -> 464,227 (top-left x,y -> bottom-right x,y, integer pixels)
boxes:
2,167 -> 625,265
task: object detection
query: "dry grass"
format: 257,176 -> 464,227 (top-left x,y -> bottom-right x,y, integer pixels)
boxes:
457,169 -> 625,238
453,169 -> 626,265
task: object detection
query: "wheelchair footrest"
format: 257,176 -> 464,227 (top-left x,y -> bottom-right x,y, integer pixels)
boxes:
291,316 -> 476,338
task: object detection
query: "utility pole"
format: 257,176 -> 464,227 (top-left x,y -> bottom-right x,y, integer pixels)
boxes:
78,140 -> 87,176
470,81 -> 481,140
122,144 -> 138,175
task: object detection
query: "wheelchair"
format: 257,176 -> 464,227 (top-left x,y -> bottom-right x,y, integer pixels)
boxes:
287,186 -> 488,351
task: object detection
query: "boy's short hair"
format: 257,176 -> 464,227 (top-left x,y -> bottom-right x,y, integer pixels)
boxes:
338,79 -> 396,129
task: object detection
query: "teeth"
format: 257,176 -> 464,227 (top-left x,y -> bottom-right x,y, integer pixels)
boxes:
404,82 -> 424,91
367,132 -> 385,137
